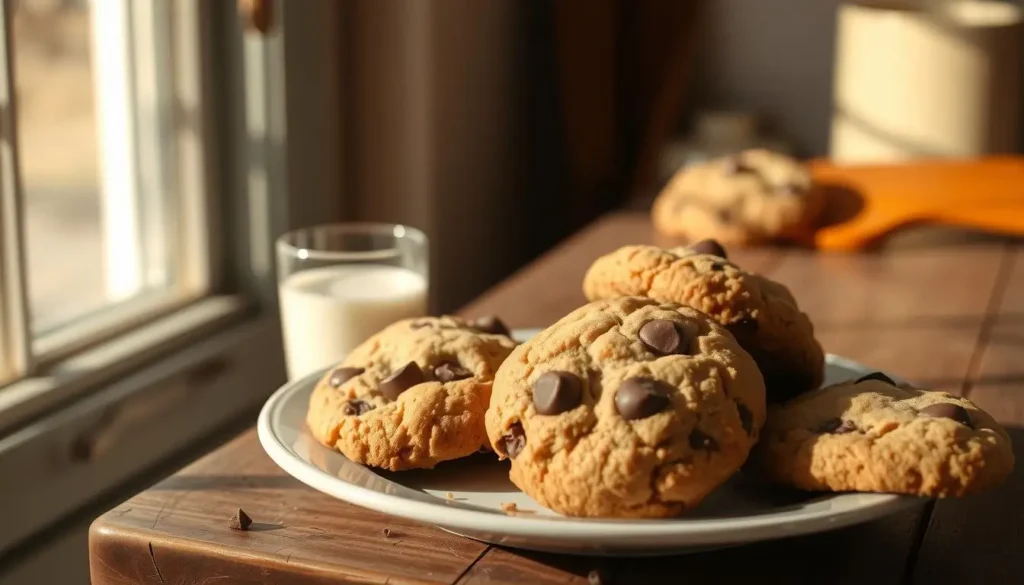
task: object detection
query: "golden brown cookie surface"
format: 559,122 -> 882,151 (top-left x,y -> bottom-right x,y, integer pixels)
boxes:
583,242 -> 824,402
485,297 -> 766,518
307,316 -> 517,471
750,374 -> 1015,497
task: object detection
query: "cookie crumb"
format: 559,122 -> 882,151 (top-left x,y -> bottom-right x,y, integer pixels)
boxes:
500,502 -> 518,513
445,492 -> 455,500
588,568 -> 609,585
229,508 -> 252,531
381,527 -> 392,538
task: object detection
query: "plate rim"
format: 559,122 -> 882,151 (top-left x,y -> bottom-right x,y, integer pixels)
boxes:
257,338 -> 923,547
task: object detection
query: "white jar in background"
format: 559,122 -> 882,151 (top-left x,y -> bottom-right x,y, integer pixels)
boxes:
829,0 -> 1022,163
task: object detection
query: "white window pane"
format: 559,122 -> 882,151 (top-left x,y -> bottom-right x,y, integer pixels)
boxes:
12,0 -> 193,344
15,0 -> 105,332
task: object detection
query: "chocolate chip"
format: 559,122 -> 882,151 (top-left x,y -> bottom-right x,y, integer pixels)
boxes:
329,367 -> 365,388
532,371 -> 583,415
615,378 -> 673,420
920,403 -> 973,428
471,315 -> 510,337
688,429 -> 720,451
710,262 -> 726,271
736,402 -> 754,435
382,527 -> 392,537
342,400 -> 374,416
854,372 -> 895,385
726,317 -> 759,336
434,361 -> 473,382
229,508 -> 252,530
639,320 -> 689,356
819,417 -> 857,434
380,361 -> 424,400
688,238 -> 728,259
501,423 -> 526,458
722,156 -> 753,176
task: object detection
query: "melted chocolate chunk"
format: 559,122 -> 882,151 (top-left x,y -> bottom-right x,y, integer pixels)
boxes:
229,508 -> 252,531
638,320 -> 689,356
819,417 -> 857,434
532,371 -> 583,415
380,361 -> 424,400
471,315 -> 511,337
615,377 -> 673,420
688,429 -> 720,451
433,361 -> 473,382
501,423 -> 526,458
342,399 -> 374,416
920,403 -> 973,428
329,367 -> 365,388
688,238 -> 728,259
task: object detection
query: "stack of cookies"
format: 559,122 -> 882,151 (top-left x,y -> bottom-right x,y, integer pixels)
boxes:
307,238 -> 1015,520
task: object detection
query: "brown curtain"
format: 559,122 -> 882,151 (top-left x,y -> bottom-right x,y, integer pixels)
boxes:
552,0 -> 703,227
338,1 -> 701,312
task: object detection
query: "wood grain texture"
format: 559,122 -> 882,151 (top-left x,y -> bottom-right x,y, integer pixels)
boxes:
89,212 -> 1019,585
770,246 -> 1006,393
913,246 -> 1023,585
90,430 -> 487,585
458,507 -> 926,585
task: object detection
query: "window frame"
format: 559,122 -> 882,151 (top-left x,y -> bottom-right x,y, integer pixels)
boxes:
0,0 -> 223,426
0,0 -> 343,558
0,0 -> 31,387
31,0 -> 211,363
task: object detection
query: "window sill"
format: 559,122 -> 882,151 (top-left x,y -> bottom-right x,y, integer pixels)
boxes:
0,296 -> 286,555
0,295 -> 250,434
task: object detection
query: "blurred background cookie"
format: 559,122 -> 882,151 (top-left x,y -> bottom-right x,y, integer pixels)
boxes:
652,149 -> 824,246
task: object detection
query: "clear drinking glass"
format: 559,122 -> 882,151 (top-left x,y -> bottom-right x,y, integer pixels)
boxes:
276,223 -> 429,380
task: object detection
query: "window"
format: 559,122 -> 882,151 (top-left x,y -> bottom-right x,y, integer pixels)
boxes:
1,0 -> 217,416
0,0 -> 342,562
8,0 -> 209,368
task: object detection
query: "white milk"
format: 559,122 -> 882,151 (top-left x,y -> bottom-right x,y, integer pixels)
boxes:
279,264 -> 428,380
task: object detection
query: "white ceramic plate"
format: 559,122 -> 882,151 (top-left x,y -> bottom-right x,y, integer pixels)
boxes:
258,328 -> 923,556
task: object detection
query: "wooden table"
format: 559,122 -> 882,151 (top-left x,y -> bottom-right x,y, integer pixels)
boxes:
89,212 -> 1024,585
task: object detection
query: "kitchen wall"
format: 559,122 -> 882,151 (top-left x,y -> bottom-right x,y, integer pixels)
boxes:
690,0 -> 1024,157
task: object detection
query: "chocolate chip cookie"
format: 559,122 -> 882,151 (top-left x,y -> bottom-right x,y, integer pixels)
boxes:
485,297 -> 767,518
750,373 -> 1015,497
307,315 -> 517,471
651,149 -> 824,245
582,241 -> 824,403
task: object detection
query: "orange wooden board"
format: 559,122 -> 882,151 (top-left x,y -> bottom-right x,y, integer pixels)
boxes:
807,156 -> 1024,250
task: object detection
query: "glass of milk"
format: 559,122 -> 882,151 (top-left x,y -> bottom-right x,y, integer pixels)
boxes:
276,223 -> 429,380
